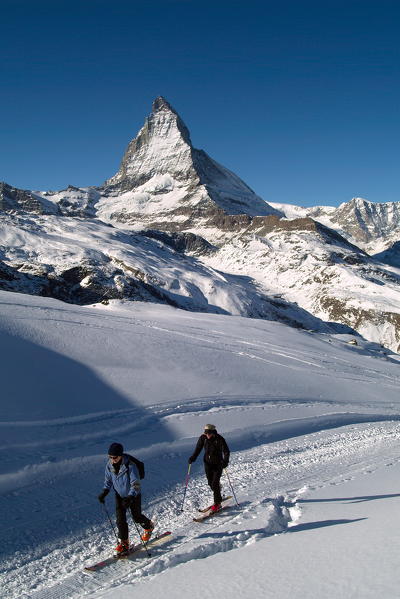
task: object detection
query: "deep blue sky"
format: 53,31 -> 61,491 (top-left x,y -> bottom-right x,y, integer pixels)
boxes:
1,0 -> 399,207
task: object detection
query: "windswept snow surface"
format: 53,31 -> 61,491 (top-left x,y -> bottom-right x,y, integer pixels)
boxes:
1,291 -> 400,598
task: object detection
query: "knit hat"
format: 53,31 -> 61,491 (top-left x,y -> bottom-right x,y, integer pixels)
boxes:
108,442 -> 123,456
204,424 -> 216,433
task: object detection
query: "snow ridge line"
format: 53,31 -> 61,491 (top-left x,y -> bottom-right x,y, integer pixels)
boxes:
0,408 -> 400,454
2,412 -> 400,484
0,394 -> 323,428
0,408 -> 136,428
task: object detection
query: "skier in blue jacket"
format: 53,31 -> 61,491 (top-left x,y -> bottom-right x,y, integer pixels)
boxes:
98,442 -> 154,556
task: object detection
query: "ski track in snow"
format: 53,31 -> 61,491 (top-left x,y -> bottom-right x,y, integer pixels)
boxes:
108,320 -> 399,381
2,396 -> 400,492
3,410 -> 400,599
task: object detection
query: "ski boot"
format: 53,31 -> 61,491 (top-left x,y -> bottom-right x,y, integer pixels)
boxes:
141,521 -> 155,542
114,539 -> 129,557
210,503 -> 221,513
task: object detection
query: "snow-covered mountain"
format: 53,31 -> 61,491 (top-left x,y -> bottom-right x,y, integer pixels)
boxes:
272,196 -> 400,255
203,216 -> 400,352
1,98 -> 400,351
330,197 -> 400,253
100,96 -> 278,225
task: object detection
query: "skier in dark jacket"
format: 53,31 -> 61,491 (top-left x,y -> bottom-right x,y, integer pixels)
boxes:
98,442 -> 154,556
188,424 -> 230,512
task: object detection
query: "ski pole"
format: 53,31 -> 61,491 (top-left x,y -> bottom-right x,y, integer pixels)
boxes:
130,511 -> 152,558
224,467 -> 240,506
101,502 -> 119,542
179,463 -> 192,513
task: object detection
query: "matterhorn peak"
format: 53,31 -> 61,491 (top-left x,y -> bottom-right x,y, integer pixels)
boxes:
149,96 -> 193,145
102,97 -> 277,227
152,95 -> 177,114
104,96 -> 194,191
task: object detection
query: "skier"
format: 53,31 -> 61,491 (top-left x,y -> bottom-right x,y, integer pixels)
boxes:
98,442 -> 154,556
188,424 -> 230,512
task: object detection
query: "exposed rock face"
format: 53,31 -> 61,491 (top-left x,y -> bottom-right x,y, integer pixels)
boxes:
311,197 -> 400,254
271,197 -> 400,256
0,255 -> 182,306
0,182 -> 59,215
331,198 -> 400,245
317,295 -> 400,353
141,230 -> 216,256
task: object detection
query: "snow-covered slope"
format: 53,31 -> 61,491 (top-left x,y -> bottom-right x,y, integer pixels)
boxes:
0,212 -> 339,331
3,203 -> 400,350
202,217 -> 400,352
1,292 -> 400,599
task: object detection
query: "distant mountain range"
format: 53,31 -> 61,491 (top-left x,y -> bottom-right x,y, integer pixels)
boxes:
1,97 -> 400,352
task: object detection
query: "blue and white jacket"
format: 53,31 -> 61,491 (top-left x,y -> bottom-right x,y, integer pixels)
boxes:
104,454 -> 141,498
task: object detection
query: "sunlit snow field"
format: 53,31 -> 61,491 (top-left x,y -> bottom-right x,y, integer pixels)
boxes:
1,290 -> 400,598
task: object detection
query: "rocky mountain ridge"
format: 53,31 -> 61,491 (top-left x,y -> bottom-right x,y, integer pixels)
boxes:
1,97 -> 400,352
271,196 -> 400,255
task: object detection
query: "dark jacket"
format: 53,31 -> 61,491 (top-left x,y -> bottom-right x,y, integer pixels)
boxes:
190,433 -> 230,467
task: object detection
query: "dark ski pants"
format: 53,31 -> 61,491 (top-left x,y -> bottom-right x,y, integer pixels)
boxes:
204,462 -> 223,505
115,492 -> 152,540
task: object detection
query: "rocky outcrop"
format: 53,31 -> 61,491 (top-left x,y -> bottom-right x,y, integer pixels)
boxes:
273,197 -> 400,255
141,230 -> 216,256
325,197 -> 400,253
0,182 -> 59,215
318,294 -> 400,353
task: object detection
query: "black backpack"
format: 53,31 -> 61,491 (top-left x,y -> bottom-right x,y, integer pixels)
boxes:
125,453 -> 145,480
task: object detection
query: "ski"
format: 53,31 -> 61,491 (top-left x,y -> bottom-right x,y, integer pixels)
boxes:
84,531 -> 172,572
193,504 -> 231,522
198,495 -> 233,513
193,498 -> 233,522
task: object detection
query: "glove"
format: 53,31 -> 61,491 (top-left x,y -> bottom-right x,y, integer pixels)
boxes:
188,456 -> 195,464
98,489 -> 110,503
121,496 -> 133,509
